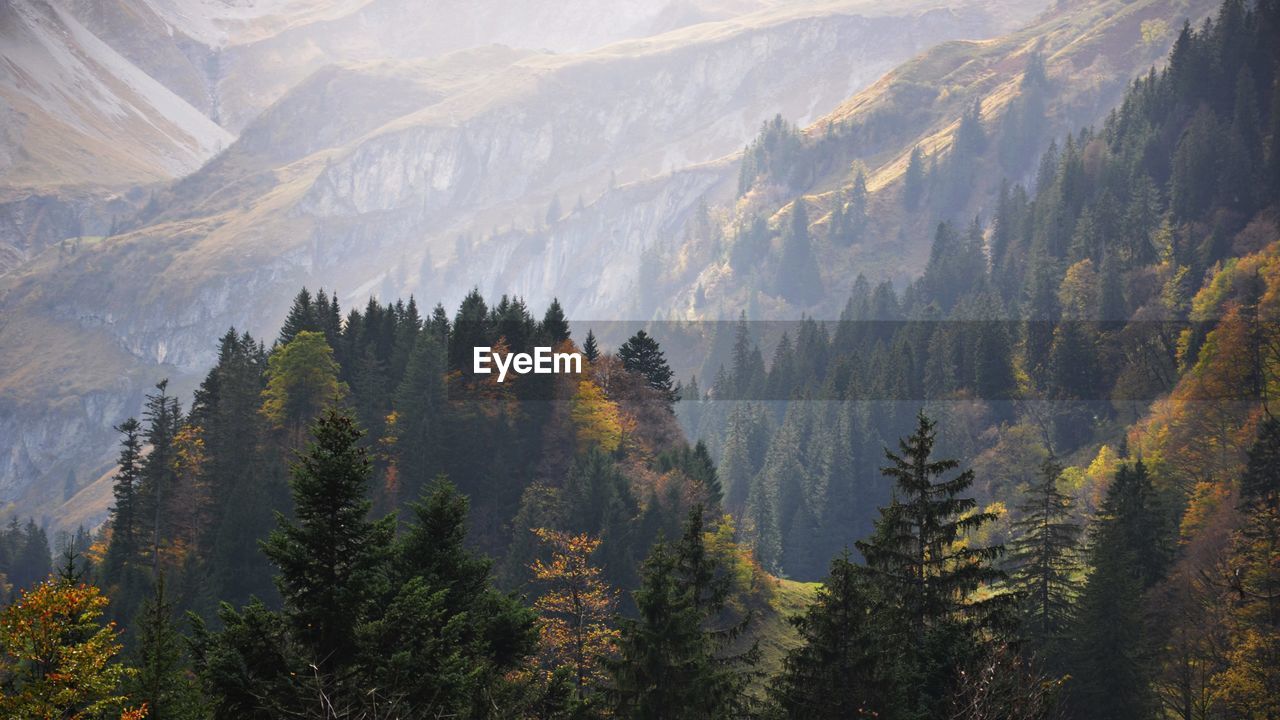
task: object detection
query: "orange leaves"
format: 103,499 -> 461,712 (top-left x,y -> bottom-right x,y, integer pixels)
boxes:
0,578 -> 141,719
529,528 -> 619,694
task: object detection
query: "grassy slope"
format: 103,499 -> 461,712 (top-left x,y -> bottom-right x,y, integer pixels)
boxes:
665,0 -> 1218,321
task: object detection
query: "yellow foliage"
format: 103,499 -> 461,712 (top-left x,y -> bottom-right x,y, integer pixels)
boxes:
0,579 -> 142,719
570,379 -> 623,453
260,331 -> 345,432
1058,259 -> 1098,320
529,528 -> 619,694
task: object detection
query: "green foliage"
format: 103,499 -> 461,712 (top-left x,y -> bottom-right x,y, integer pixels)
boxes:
768,553 -> 896,719
260,331 -> 345,433
1006,457 -> 1080,663
854,412 -> 1008,719
260,408 -> 395,675
0,578 -> 140,719
619,330 -> 678,404
126,576 -> 205,719
775,200 -> 823,306
609,508 -> 758,719
1069,461 -> 1170,719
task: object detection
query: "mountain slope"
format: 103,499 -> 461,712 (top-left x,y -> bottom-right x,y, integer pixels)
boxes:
0,0 -> 1037,529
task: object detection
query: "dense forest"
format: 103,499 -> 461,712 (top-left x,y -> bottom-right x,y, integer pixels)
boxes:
1,0 -> 1279,718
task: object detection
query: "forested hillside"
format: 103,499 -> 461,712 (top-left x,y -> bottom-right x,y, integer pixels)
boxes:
1,0 -> 1278,718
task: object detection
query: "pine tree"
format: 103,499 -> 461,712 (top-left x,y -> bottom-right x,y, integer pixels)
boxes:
609,508 -> 756,719
1070,461 -> 1168,720
1007,456 -> 1080,662
564,446 -> 637,536
260,408 -> 395,680
106,418 -> 143,578
619,330 -> 677,404
854,412 -> 1007,718
189,330 -> 276,609
904,147 -> 926,210
542,298 -> 571,344
277,287 -> 317,346
139,380 -> 182,572
776,200 -> 823,306
373,477 -> 538,714
391,333 -> 447,498
769,552 -> 897,719
582,329 -> 600,363
127,576 -> 204,719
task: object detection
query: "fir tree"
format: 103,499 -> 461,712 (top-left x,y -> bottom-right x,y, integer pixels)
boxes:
855,412 -> 1007,718
582,329 -> 600,363
139,381 -> 182,572
775,200 -> 823,306
1007,456 -> 1080,662
1070,461 -> 1168,719
277,287 -> 316,346
542,298 -> 571,344
127,576 -> 204,719
769,552 -> 897,719
260,408 -> 395,680
106,418 -> 143,578
619,330 -> 678,404
904,147 -> 926,210
609,508 -> 756,719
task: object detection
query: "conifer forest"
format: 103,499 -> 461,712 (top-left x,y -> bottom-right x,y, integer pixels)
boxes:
1,0 -> 1280,718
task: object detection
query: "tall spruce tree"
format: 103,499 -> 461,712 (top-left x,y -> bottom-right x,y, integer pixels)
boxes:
609,508 -> 757,719
769,552 -> 898,719
776,200 -> 823,306
127,576 -> 204,719
542,298 -> 571,344
1007,456 -> 1080,663
855,412 -> 1007,719
105,418 -> 143,579
260,408 -> 395,681
1070,461 -> 1169,720
582,329 -> 600,363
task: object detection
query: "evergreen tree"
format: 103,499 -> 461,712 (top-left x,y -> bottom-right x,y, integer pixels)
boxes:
1070,461 -> 1168,720
769,552 -> 897,719
609,508 -> 756,719
127,576 -> 204,719
372,477 -> 538,715
619,330 -> 678,404
189,330 -> 276,609
139,381 -> 182,572
542,298 -> 572,344
391,332 -> 447,499
583,329 -> 600,363
106,418 -> 144,579
776,200 -> 823,306
277,287 -> 317,346
855,412 -> 1007,719
260,408 -> 395,681
904,147 -> 926,210
1007,456 -> 1080,662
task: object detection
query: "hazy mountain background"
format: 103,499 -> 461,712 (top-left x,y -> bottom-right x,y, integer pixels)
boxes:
0,0 -> 1209,533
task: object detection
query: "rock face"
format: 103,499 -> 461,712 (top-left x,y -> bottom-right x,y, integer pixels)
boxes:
0,0 -> 1042,529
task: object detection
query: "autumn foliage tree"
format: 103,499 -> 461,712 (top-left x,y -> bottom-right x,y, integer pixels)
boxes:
0,578 -> 143,720
260,330 -> 346,438
529,528 -> 619,703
